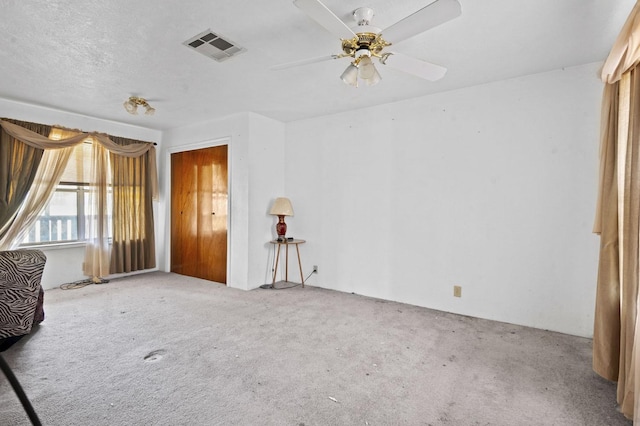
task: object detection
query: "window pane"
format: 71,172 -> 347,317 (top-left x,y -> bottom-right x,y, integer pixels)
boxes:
23,189 -> 79,244
59,142 -> 92,183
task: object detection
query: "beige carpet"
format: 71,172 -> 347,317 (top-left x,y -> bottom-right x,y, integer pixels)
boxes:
0,272 -> 630,425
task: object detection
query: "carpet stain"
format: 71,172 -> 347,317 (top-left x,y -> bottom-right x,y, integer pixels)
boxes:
144,349 -> 166,362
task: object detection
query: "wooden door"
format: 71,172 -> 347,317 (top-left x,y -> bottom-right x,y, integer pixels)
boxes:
171,145 -> 228,283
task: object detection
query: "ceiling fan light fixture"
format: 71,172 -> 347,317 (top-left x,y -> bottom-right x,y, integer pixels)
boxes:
340,54 -> 381,87
284,0 -> 461,86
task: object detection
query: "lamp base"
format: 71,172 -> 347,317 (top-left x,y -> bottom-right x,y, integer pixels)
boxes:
276,215 -> 287,240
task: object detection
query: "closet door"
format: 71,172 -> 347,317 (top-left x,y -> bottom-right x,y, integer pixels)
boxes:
171,145 -> 228,284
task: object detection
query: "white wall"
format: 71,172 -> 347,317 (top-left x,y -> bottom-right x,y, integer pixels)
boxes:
0,98 -> 161,290
161,112 -> 285,290
284,62 -> 603,337
247,113 -> 286,286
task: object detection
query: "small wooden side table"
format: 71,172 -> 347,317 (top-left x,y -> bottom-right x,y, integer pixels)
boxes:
270,239 -> 305,287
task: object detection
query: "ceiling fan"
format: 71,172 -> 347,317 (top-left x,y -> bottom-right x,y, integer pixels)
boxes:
272,0 -> 462,87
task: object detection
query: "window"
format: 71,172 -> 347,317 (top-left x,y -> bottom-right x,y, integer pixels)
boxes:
20,140 -> 113,246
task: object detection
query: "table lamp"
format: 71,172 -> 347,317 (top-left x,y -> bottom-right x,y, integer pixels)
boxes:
269,197 -> 294,241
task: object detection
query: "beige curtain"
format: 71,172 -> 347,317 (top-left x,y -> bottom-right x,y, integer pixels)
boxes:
0,128 -> 77,250
593,1 -> 640,422
0,119 -> 158,281
109,136 -> 157,274
83,140 -> 111,280
0,120 -> 50,239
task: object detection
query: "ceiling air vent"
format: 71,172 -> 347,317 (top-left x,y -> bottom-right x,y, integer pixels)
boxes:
183,29 -> 246,62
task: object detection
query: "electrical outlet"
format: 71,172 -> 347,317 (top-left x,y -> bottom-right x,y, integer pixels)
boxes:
313,265 -> 318,273
453,285 -> 462,298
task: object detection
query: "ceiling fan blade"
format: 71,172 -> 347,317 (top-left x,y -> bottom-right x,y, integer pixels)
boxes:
293,0 -> 356,40
270,54 -> 342,71
379,52 -> 447,81
381,0 -> 461,44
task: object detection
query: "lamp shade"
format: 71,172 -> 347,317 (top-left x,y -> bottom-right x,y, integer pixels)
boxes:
269,197 -> 294,216
364,65 -> 381,86
123,99 -> 138,114
358,56 -> 375,79
340,64 -> 359,87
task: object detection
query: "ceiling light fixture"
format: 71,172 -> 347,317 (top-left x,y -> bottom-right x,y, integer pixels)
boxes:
123,96 -> 156,116
340,48 -> 381,87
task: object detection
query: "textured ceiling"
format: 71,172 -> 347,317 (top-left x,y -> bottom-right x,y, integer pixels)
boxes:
0,0 -> 634,130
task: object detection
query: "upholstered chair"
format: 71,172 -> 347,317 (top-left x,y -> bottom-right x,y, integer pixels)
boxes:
0,250 -> 46,340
